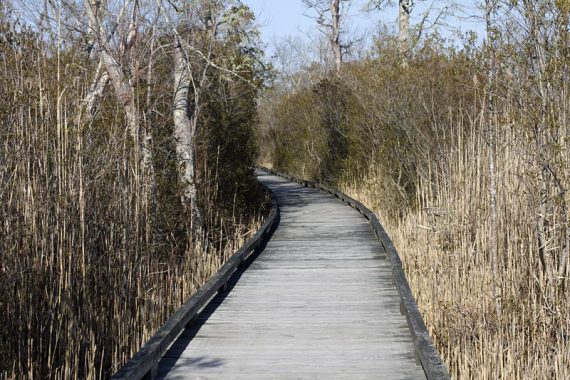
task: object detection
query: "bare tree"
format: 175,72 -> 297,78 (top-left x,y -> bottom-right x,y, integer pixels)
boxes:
493,0 -> 570,291
84,0 -> 154,184
271,36 -> 327,90
367,0 -> 460,66
330,0 -> 342,75
398,0 -> 413,62
521,0 -> 569,290
85,60 -> 110,117
157,0 -> 259,229
83,1 -> 130,118
303,0 -> 350,75
155,0 -> 205,229
365,0 -> 413,62
172,42 -> 202,228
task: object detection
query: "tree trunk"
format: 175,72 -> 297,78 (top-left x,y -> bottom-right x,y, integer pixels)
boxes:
100,48 -> 153,174
85,60 -> 109,118
330,0 -> 342,75
556,180 -> 569,286
559,218 -> 569,285
85,0 -> 154,184
146,23 -> 157,109
556,0 -> 570,288
522,0 -> 565,297
399,0 -> 411,65
485,0 -> 501,317
173,46 -> 201,228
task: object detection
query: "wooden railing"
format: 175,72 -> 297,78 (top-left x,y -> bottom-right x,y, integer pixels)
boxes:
261,167 -> 450,380
111,183 -> 279,380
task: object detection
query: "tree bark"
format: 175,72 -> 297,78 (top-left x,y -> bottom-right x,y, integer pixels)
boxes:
156,0 -> 203,229
556,1 -> 570,287
330,0 -> 342,75
85,0 -> 154,182
485,0 -> 501,317
399,0 -> 412,65
173,45 -> 201,228
526,1 -> 554,287
146,23 -> 157,109
85,60 -> 110,117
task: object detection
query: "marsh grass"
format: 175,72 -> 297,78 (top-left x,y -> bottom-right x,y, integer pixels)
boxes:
341,121 -> 570,379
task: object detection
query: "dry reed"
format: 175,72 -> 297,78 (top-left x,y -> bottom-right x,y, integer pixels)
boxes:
341,117 -> 570,379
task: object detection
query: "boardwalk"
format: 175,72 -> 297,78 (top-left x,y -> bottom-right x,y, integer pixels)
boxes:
157,171 -> 426,379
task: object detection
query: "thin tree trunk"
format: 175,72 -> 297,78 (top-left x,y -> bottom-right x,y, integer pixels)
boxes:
485,0 -> 501,317
537,167 -> 552,279
560,216 -> 570,288
330,0 -> 342,75
85,60 -> 110,117
399,0 -> 411,66
146,23 -> 157,109
557,188 -> 569,286
556,0 -> 570,288
85,0 -> 154,182
173,46 -> 201,228
527,0 -> 555,289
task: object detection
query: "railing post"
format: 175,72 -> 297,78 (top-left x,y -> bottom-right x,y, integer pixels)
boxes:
142,364 -> 158,380
219,280 -> 228,294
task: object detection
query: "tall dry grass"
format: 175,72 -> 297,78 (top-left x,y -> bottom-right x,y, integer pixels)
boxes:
341,116 -> 570,378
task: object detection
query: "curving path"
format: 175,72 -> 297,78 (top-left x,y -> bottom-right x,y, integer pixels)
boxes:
156,170 -> 426,379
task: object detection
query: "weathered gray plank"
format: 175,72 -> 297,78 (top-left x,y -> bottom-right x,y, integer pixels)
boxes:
156,171 -> 427,379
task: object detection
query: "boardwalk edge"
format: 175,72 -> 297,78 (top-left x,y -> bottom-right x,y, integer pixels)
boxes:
259,166 -> 451,380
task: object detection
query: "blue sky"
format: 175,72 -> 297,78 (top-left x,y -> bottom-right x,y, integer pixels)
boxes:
242,0 -> 486,55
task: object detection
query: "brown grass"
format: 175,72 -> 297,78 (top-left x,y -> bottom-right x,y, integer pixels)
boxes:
341,119 -> 570,379
0,81 -> 261,377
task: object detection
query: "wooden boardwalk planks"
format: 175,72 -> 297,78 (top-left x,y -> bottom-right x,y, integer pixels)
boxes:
156,171 -> 426,379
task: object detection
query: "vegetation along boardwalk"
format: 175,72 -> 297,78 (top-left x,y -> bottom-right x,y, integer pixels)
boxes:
151,169 -> 446,379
